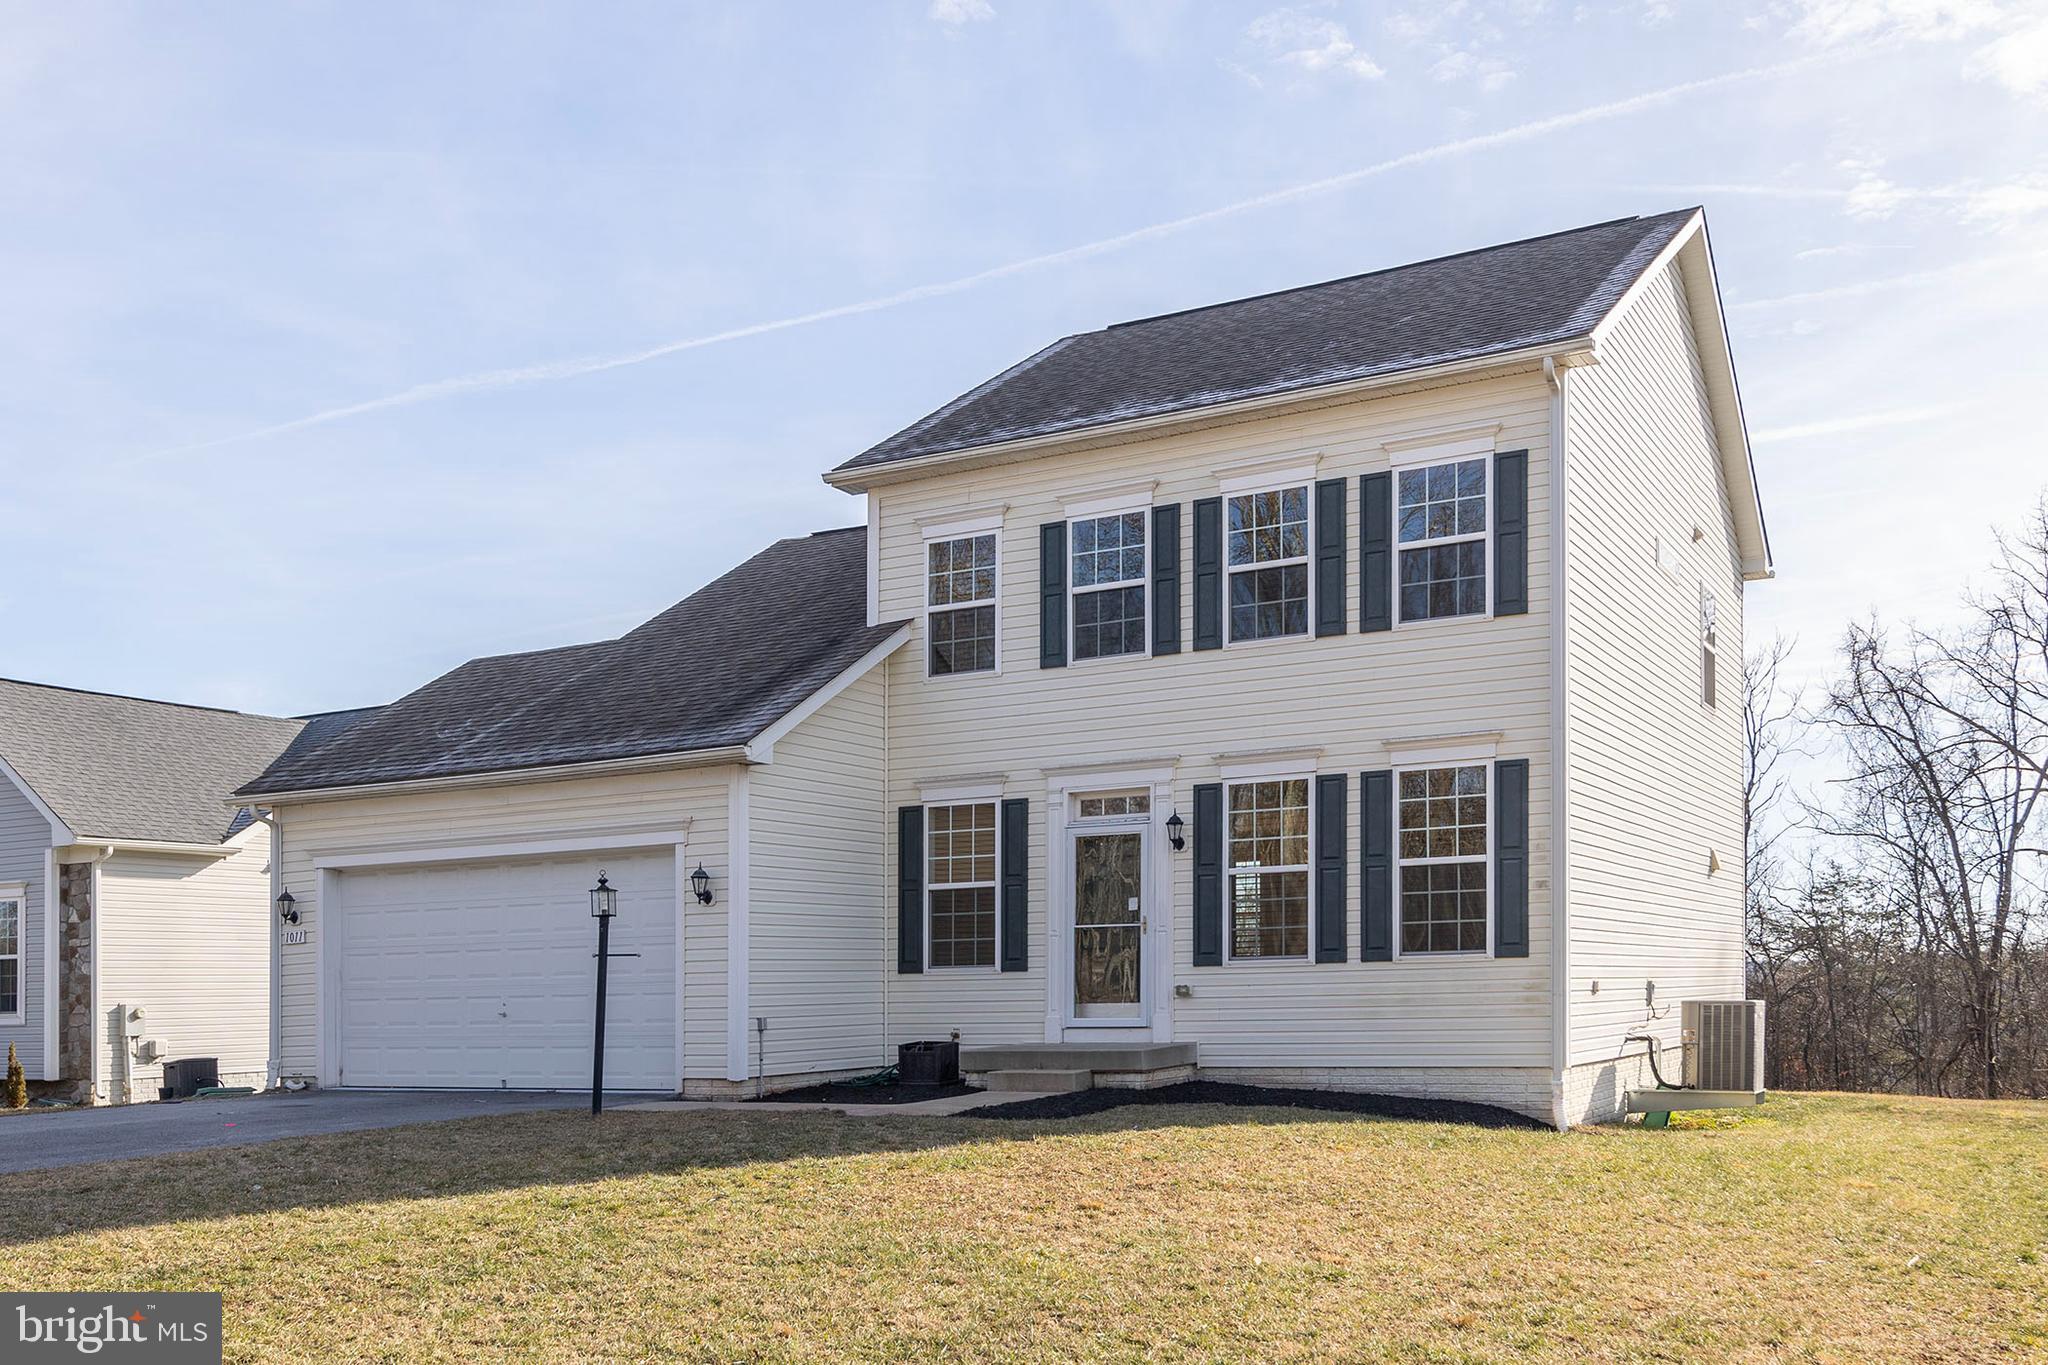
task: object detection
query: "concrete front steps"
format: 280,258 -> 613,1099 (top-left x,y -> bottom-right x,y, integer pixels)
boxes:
962,1042 -> 1196,1094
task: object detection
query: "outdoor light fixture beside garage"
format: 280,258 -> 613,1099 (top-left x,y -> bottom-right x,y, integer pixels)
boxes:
690,863 -> 714,905
276,889 -> 299,924
589,872 -> 618,918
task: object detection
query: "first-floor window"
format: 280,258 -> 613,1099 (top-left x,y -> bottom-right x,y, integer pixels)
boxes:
927,533 -> 997,675
1226,778 -> 1310,959
928,802 -> 997,968
0,893 -> 19,1016
1397,765 -> 1489,954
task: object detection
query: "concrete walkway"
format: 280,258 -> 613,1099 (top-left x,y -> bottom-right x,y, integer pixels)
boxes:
0,1090 -> 608,1174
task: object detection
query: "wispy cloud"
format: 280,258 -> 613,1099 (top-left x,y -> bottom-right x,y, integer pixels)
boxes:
1242,8 -> 1384,82
928,0 -> 994,25
1972,14 -> 2048,99
132,47 -> 1864,466
1727,250 -> 2044,310
1633,168 -> 2048,229
1751,402 -> 1962,442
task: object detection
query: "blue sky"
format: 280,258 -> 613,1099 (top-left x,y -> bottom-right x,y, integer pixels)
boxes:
4,0 -> 2044,716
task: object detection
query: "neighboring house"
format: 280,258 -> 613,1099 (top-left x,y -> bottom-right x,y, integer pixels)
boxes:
240,207 -> 1769,1128
0,680 -> 307,1102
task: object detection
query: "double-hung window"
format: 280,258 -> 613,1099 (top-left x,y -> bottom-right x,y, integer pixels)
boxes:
927,802 -> 997,968
1225,778 -> 1310,959
1396,765 -> 1489,955
1397,458 -> 1488,622
1226,485 -> 1310,642
1071,511 -> 1147,661
0,888 -> 20,1018
927,533 -> 997,676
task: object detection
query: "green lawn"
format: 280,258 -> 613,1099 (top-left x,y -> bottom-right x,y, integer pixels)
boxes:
5,1092 -> 2044,1362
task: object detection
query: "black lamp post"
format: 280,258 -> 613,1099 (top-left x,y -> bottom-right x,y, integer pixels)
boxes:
1166,811 -> 1186,852
276,889 -> 299,924
589,871 -> 619,1115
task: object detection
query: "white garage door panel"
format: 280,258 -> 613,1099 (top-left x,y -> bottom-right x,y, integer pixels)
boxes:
339,851 -> 677,1091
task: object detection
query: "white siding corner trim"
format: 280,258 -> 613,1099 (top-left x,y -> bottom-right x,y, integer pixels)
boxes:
725,767 -> 752,1083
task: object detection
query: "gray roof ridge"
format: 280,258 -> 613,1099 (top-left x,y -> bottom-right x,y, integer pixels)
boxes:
0,674 -> 300,725
1101,211 -> 1677,335
1554,206 -> 1701,337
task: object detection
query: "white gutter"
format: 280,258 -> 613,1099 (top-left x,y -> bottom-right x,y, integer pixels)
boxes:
1545,355 -> 1575,1133
231,744 -> 752,808
59,837 -> 237,860
824,340 -> 1598,493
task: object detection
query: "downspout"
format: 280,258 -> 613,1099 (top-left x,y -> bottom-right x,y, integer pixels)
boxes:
247,807 -> 282,1092
1545,355 -> 1574,1132
83,845 -> 113,1103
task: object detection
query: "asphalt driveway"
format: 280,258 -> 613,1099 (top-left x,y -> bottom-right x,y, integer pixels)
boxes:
0,1091 -> 619,1173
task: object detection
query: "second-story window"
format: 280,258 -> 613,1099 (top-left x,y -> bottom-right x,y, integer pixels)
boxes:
1071,511 -> 1147,661
1397,458 -> 1488,623
927,533 -> 997,676
1226,486 -> 1309,642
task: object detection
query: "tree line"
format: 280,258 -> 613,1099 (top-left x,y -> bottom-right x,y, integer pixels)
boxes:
1746,501 -> 2048,1099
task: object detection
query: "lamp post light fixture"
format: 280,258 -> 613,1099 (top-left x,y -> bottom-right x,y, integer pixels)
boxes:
589,871 -> 618,1115
1166,811 -> 1186,853
276,889 -> 299,925
690,863 -> 714,905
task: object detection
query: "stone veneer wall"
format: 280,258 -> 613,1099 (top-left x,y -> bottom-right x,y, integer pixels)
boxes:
53,861 -> 93,1102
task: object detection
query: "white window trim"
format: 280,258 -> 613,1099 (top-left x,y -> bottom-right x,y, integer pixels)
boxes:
1221,775 -> 1316,965
1068,788 -> 1152,822
925,798 -> 1002,973
1222,482 -> 1315,649
1392,454 -> 1494,629
1215,452 -> 1320,495
1391,761 -> 1494,961
1062,479 -> 1158,519
1377,732 -> 1500,768
0,881 -> 25,1024
1067,505 -> 1151,666
922,524 -> 1002,680
1381,422 -> 1501,469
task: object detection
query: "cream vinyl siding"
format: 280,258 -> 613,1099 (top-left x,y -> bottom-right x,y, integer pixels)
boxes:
274,765 -> 732,1084
873,374 -> 1558,1067
0,776 -> 48,1072
94,826 -> 272,1100
748,666 -> 891,1079
1561,260 -> 1747,1073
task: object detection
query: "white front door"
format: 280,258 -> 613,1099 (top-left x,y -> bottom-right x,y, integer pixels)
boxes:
335,850 -> 677,1091
1067,822 -> 1149,1024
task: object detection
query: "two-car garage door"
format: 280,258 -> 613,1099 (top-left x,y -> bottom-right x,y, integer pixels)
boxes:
336,850 -> 678,1092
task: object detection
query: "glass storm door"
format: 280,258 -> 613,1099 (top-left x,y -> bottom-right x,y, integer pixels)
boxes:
1071,830 -> 1145,1021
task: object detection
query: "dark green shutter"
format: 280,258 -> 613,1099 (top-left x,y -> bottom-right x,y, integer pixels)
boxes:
1315,478 -> 1347,638
1494,759 -> 1530,957
1192,497 -> 1222,651
1192,782 -> 1223,965
1040,521 -> 1067,668
1000,797 -> 1028,972
897,805 -> 924,973
1314,773 -> 1347,962
1360,770 -> 1393,961
1495,450 -> 1529,617
1360,473 -> 1392,633
1152,503 -> 1181,655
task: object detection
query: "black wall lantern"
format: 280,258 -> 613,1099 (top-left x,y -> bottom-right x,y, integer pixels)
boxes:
1166,811 -> 1186,852
690,863 -> 715,905
276,889 -> 299,925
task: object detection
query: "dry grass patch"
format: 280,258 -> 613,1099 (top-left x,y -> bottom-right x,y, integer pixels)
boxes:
3,1092 -> 2044,1362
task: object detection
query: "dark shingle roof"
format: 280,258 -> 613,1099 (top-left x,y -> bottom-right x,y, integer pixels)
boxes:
0,680 -> 305,844
237,527 -> 905,796
837,210 -> 1698,473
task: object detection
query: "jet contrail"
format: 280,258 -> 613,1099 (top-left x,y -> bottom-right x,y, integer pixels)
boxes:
133,48 -> 1858,466
1728,252 -> 2045,311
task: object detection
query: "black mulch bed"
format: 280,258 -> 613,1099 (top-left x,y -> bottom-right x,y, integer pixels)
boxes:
967,1080 -> 1544,1129
749,1081 -> 983,1105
